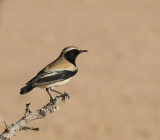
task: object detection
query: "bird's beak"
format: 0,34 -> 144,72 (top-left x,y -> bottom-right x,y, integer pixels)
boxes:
80,50 -> 88,53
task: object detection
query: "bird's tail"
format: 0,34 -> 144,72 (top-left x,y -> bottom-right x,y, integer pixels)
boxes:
20,84 -> 34,94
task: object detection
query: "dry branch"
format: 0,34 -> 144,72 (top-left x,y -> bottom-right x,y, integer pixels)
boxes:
0,94 -> 69,140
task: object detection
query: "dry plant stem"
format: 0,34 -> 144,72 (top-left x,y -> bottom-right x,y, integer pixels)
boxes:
0,94 -> 69,140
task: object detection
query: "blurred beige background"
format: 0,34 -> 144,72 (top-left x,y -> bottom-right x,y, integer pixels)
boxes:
0,0 -> 160,140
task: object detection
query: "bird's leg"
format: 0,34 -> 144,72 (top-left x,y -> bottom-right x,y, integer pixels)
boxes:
46,88 -> 55,101
50,88 -> 64,95
50,88 -> 70,100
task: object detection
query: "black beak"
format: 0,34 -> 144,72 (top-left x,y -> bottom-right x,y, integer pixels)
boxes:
80,50 -> 88,53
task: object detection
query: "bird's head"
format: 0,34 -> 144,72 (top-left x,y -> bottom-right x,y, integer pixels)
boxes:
60,46 -> 88,66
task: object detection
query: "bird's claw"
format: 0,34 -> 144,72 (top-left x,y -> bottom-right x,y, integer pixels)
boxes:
49,95 -> 55,103
61,92 -> 70,101
50,98 -> 55,103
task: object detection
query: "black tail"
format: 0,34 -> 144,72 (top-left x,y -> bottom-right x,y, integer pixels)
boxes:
20,84 -> 34,94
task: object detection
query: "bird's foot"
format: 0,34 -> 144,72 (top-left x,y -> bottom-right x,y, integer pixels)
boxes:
49,96 -> 55,103
61,92 -> 70,102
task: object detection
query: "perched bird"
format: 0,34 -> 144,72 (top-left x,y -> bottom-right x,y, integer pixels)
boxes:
20,46 -> 88,100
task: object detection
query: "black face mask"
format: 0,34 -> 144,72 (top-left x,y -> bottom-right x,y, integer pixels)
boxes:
64,49 -> 80,66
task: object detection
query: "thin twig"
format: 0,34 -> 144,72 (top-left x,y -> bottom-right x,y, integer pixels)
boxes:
22,126 -> 39,131
3,121 -> 9,133
24,102 -> 32,116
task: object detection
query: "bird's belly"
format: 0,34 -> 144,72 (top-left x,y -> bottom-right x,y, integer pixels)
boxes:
38,78 -> 72,88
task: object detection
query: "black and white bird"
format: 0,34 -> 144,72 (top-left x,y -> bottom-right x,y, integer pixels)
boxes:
20,46 -> 88,100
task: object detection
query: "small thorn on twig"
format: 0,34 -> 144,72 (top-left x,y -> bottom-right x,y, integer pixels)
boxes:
22,126 -> 39,131
24,102 -> 32,116
3,121 -> 10,133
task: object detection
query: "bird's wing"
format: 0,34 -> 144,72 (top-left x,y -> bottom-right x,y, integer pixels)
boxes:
26,70 -> 55,85
26,69 -> 77,86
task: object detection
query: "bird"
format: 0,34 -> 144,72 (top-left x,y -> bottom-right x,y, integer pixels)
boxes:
20,46 -> 88,100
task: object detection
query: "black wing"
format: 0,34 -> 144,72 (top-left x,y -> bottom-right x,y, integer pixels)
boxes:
27,70 -> 78,86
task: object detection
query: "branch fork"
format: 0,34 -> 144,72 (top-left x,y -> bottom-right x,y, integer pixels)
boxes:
0,94 -> 69,140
